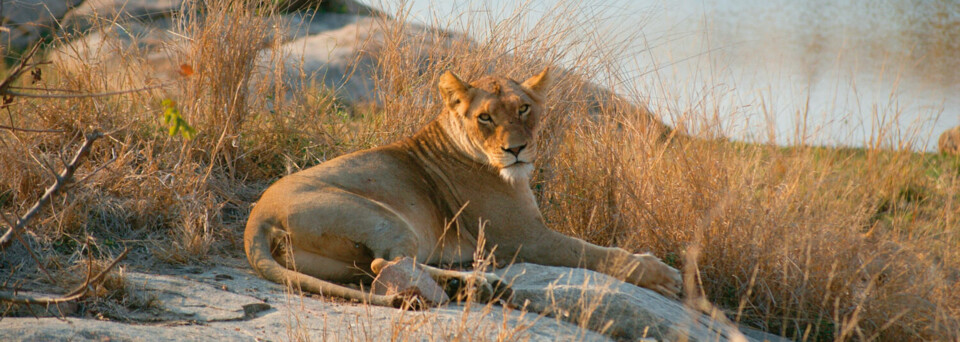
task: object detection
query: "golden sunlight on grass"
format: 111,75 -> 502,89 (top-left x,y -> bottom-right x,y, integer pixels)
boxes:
0,0 -> 957,340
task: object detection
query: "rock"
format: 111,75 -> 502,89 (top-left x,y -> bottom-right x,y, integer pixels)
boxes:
0,0 -> 84,51
740,325 -> 793,342
939,126 -> 960,155
60,0 -> 186,33
257,16 -> 381,103
58,0 -> 375,33
0,266 -> 609,341
259,17 -> 674,138
121,272 -> 269,322
278,0 -> 383,16
495,263 -> 761,342
282,11 -> 363,40
48,16 -> 183,90
256,16 -> 452,104
46,2 -> 673,141
48,10 -> 373,93
1,264 -> 782,341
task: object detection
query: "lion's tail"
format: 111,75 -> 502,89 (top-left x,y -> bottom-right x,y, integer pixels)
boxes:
243,213 -> 397,307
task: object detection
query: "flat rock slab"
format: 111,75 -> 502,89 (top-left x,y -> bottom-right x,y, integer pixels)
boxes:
1,266 -> 608,341
122,272 -> 268,322
61,0 -> 186,31
49,11 -> 379,95
496,263 -> 762,342
256,15 -> 461,104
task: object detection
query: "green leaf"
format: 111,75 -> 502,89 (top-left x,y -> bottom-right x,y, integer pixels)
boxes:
178,118 -> 197,140
160,99 -> 196,140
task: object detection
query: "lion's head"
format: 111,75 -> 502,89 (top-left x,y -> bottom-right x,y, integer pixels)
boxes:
437,68 -> 552,183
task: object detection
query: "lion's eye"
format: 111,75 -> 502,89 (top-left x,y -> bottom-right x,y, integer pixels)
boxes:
519,104 -> 530,115
478,113 -> 492,123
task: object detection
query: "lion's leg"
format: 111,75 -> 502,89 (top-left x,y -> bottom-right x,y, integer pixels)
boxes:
493,227 -> 681,298
285,189 -> 512,305
416,264 -> 502,286
280,248 -> 370,283
417,263 -> 511,302
281,190 -> 438,307
369,257 -> 510,303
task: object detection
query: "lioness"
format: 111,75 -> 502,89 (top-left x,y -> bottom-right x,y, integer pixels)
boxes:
244,68 -> 682,307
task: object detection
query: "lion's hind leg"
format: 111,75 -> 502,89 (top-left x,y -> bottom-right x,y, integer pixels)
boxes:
280,247 -> 371,284
245,217 -> 403,308
282,190 -> 436,308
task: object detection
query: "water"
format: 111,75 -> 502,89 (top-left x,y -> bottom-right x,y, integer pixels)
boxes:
360,0 -> 960,151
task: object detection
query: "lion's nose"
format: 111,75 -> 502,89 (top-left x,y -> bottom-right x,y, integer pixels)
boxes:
503,144 -> 527,157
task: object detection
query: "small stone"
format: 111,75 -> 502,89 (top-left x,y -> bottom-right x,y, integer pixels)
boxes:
241,303 -> 271,319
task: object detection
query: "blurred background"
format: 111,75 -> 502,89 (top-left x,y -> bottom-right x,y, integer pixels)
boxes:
363,0 -> 960,150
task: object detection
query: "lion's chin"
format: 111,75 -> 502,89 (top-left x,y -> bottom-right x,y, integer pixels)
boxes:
499,162 -> 534,185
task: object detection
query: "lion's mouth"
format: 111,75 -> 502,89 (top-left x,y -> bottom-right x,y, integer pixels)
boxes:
498,161 -> 535,183
503,160 -> 530,168
501,153 -> 531,167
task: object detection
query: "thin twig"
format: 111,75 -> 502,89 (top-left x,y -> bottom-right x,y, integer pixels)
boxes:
0,131 -> 103,248
7,86 -> 86,93
0,124 -> 65,133
64,248 -> 130,297
1,84 -> 167,99
0,44 -> 42,94
27,148 -> 59,179
0,248 -> 129,305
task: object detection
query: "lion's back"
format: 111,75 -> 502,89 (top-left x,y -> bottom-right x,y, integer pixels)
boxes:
263,145 -> 438,210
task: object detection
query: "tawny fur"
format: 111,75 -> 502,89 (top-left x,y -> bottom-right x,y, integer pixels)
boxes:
244,68 -> 682,307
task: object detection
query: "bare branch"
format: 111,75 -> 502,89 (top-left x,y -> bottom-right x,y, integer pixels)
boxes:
0,44 -> 42,94
7,86 -> 86,94
0,131 -> 103,248
72,149 -> 117,186
64,248 -> 130,298
1,84 -> 167,99
0,125 -> 65,134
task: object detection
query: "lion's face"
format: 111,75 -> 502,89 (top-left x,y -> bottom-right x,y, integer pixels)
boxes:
438,69 -> 552,183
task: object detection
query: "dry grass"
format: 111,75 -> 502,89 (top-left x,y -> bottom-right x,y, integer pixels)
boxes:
1,0 -> 958,340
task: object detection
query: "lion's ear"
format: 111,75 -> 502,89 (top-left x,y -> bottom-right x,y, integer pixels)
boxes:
522,67 -> 552,96
438,71 -> 471,111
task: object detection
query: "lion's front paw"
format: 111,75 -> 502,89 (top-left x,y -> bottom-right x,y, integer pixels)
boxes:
389,289 -> 436,310
478,274 -> 513,303
632,253 -> 682,299
445,273 -> 513,304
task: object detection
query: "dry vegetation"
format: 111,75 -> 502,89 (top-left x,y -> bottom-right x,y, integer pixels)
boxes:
1,0 -> 959,340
